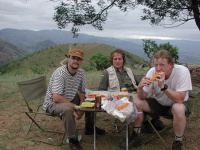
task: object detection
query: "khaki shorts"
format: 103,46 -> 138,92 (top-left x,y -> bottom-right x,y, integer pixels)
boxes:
146,97 -> 191,117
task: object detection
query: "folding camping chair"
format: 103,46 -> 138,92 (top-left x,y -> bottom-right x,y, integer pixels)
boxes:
143,113 -> 173,149
143,93 -> 196,149
17,76 -> 65,146
113,118 -> 127,133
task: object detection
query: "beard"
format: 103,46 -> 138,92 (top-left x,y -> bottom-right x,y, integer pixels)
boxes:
71,66 -> 78,70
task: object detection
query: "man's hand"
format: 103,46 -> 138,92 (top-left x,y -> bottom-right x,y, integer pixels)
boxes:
138,77 -> 152,88
137,77 -> 149,100
155,72 -> 165,89
76,110 -> 84,120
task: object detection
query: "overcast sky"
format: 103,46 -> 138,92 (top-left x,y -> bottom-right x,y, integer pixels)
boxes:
0,0 -> 200,41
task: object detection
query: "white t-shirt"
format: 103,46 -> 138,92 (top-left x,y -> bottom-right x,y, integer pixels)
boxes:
143,64 -> 192,106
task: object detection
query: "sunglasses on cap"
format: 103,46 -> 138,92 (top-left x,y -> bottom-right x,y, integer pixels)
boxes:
71,56 -> 83,61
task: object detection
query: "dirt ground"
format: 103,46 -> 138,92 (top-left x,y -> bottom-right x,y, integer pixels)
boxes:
0,69 -> 200,150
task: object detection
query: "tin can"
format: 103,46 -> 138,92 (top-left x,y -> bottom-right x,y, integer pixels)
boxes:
95,95 -> 101,108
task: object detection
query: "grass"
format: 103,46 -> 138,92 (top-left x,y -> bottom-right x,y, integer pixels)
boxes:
1,67 -> 199,150
85,71 -> 102,90
0,68 -> 147,150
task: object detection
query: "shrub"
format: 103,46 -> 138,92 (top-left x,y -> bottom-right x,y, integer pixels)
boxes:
30,66 -> 46,74
83,65 -> 96,72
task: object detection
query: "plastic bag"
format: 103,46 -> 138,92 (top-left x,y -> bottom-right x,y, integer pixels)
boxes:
102,97 -> 138,123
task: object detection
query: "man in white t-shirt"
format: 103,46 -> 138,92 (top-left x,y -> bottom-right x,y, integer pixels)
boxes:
123,50 -> 192,150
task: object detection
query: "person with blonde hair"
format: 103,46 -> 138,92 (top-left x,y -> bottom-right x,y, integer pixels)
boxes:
125,50 -> 192,150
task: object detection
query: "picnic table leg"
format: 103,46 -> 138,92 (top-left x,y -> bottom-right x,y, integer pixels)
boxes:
94,111 -> 96,150
126,122 -> 129,150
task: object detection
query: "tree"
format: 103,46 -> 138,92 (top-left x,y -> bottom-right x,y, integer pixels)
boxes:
142,39 -> 159,59
138,0 -> 200,30
142,39 -> 179,66
53,0 -> 200,37
159,42 -> 179,63
89,53 -> 110,71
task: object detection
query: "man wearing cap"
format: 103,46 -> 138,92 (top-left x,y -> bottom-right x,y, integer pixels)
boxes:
43,49 -> 105,150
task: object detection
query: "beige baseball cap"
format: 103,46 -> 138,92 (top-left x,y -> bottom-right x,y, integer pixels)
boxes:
68,49 -> 84,59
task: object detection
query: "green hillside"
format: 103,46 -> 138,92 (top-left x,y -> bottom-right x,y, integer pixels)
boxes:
0,38 -> 29,67
25,40 -> 57,53
0,43 -> 147,75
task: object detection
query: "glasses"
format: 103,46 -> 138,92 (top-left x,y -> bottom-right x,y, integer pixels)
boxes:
71,56 -> 83,61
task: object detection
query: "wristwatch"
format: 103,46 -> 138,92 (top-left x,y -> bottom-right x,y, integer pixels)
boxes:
161,84 -> 168,91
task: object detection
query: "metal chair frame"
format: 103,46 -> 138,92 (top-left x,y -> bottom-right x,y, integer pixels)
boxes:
17,76 -> 65,146
113,118 -> 127,133
144,96 -> 195,149
144,114 -> 173,149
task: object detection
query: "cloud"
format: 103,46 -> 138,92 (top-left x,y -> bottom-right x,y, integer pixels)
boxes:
0,0 -> 59,30
0,0 -> 199,41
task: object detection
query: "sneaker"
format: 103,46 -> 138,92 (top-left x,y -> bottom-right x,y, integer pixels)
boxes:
151,118 -> 165,130
120,131 -> 142,149
141,120 -> 154,133
84,127 -> 105,135
69,138 -> 83,150
172,141 -> 183,150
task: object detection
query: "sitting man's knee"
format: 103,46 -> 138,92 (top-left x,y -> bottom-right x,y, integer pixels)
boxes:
172,103 -> 186,116
60,103 -> 74,114
134,98 -> 145,108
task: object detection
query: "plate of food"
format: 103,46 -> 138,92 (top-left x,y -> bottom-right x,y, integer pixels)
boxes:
80,102 -> 95,108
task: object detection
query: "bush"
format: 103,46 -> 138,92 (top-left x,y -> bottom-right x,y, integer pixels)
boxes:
89,53 -> 110,71
83,65 -> 96,72
30,66 -> 46,74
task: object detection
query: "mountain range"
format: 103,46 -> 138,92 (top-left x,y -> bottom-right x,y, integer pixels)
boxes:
0,28 -> 199,67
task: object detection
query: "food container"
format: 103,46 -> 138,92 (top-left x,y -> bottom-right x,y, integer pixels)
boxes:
95,95 -> 101,108
119,88 -> 129,99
